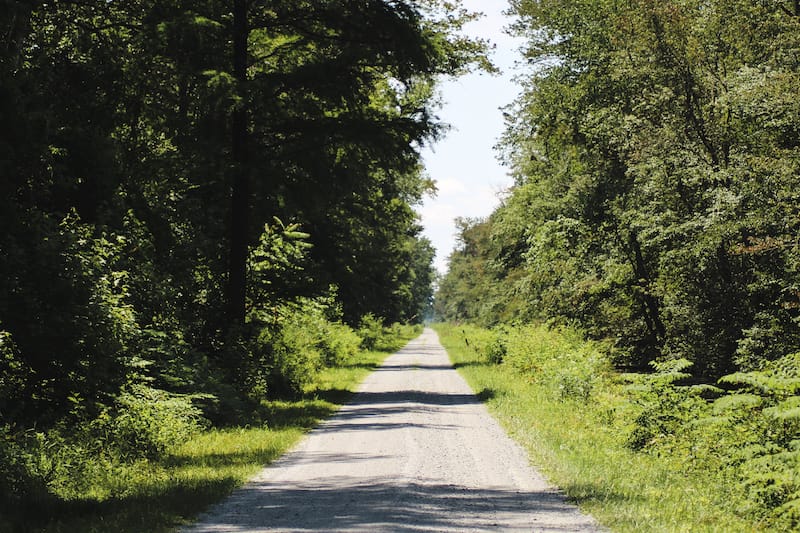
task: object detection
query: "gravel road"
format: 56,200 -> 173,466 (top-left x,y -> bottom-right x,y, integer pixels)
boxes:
183,328 -> 602,532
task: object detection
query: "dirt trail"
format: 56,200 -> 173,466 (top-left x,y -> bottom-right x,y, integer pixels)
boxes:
183,328 -> 602,532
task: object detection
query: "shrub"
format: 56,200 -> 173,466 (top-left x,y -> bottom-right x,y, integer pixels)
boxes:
95,385 -> 205,462
0,423 -> 104,505
254,305 -> 324,399
712,353 -> 800,528
503,324 -> 607,402
0,330 -> 31,425
249,301 -> 390,400
622,352 -> 800,528
487,326 -> 508,364
375,322 -> 422,351
456,324 -> 500,361
624,359 -> 712,450
357,313 -> 384,350
0,426 -> 51,503
319,323 -> 361,366
0,212 -> 142,427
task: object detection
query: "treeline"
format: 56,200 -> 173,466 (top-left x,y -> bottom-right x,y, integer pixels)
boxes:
435,2 -> 800,526
436,0 -> 800,380
0,0 -> 483,502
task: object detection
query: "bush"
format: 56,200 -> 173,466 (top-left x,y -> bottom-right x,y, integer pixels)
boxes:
712,354 -> 800,528
452,323 -> 604,401
622,352 -> 800,528
0,426 -> 54,503
374,322 -> 422,351
254,304 -> 325,399
248,304 -> 420,400
504,324 -> 608,402
95,385 -> 205,462
0,212 -> 142,427
0,330 -> 31,425
357,313 -> 384,351
487,326 -> 508,364
319,323 -> 362,366
623,359 -> 712,450
0,427 -> 98,504
0,383 -> 206,508
456,324 -> 501,361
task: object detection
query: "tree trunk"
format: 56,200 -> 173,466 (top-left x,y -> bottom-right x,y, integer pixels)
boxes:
227,0 -> 249,327
629,232 -> 666,342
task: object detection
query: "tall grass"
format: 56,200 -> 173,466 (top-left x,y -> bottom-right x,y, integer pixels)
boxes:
1,325 -> 421,533
434,322 -> 756,532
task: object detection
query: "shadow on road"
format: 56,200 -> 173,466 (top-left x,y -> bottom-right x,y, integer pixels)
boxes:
346,390 -> 482,406
193,480 -> 590,532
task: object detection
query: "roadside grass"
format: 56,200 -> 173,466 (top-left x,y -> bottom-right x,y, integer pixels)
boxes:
5,327 -> 419,533
433,322 -> 756,533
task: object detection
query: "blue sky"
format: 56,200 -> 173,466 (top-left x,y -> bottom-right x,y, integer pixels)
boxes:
418,0 -> 523,275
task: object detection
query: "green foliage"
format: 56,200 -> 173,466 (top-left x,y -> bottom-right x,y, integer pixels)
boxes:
0,210 -> 143,426
454,324 -> 506,364
434,322 -> 754,532
0,331 -> 30,422
617,351 -> 800,527
486,326 -> 508,365
98,385 -> 206,462
437,321 -> 800,529
711,353 -> 800,527
249,218 -> 313,305
0,425 -> 54,503
2,0 -> 472,520
355,315 -> 422,353
436,0 -> 800,381
504,324 -> 609,403
434,218 -> 513,326
320,323 -> 363,367
253,306 -> 325,400
453,323 -> 608,403
0,384 -> 204,510
248,299 -> 364,399
0,335 -> 401,533
357,313 -> 385,351
624,359 -> 712,450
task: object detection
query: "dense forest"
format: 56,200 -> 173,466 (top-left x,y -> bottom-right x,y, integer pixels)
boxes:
0,0 -> 487,509
437,0 -> 800,379
435,0 -> 800,527
5,0 -> 800,529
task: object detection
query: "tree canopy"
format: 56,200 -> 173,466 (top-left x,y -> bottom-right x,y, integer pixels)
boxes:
436,0 -> 800,379
0,0 -> 486,430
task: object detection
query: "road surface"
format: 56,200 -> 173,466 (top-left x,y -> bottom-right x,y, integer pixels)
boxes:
184,328 -> 602,532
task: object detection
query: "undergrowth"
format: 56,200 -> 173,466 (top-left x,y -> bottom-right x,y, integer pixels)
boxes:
434,322 -> 793,532
0,324 -> 421,533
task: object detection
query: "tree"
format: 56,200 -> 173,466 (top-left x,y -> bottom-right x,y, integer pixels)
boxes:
0,0 -> 488,430
438,0 -> 800,377
218,0 -> 488,327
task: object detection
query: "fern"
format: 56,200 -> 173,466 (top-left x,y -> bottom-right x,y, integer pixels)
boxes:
711,393 -> 763,414
709,353 -> 800,527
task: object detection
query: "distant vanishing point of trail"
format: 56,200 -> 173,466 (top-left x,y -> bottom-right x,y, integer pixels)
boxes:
184,328 -> 602,532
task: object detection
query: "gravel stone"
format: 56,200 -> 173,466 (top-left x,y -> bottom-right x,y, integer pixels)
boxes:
183,328 -> 603,532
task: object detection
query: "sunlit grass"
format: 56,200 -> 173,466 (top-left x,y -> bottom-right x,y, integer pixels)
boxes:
10,328 -> 419,533
434,322 -> 756,533
14,425 -> 303,533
